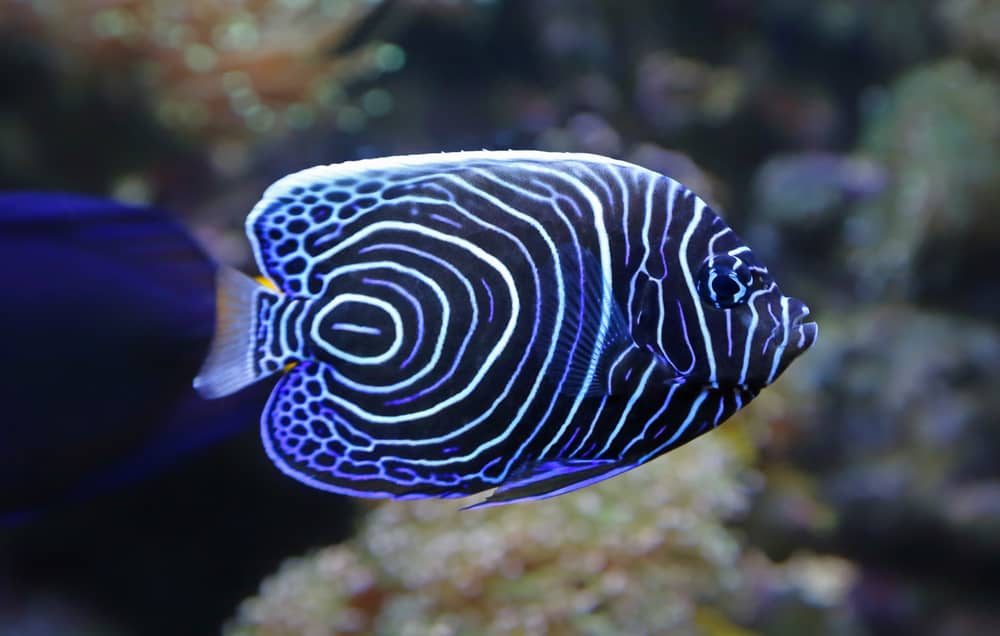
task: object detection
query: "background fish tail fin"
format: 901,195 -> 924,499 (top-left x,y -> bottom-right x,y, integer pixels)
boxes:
194,265 -> 280,398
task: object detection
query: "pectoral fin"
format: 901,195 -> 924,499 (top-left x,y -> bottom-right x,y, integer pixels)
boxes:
540,246 -> 633,397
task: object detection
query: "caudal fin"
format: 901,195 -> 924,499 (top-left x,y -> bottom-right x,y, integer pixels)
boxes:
193,266 -> 279,398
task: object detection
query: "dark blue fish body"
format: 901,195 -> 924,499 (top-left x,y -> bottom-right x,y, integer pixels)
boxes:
0,192 -> 262,522
196,151 -> 816,506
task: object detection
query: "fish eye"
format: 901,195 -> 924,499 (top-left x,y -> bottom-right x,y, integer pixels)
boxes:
696,256 -> 754,309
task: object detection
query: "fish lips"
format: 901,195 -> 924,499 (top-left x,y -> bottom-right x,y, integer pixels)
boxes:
766,301 -> 818,383
792,318 -> 819,353
735,298 -> 817,391
787,298 -> 819,354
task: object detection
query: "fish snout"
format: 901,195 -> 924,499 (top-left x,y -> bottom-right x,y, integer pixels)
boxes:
787,298 -> 818,353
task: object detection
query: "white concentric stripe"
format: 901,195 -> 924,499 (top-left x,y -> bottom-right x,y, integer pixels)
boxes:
483,163 -> 619,466
657,185 -> 672,276
706,226 -> 732,256
760,303 -> 780,354
569,394 -> 610,457
737,282 -> 777,386
612,165 -> 634,267
797,324 -> 809,348
365,277 -> 424,368
352,170 -> 559,468
724,308 -> 734,358
765,295 -> 792,384
654,277 -> 667,356
274,298 -> 306,360
712,394 -> 726,427
627,176 -> 679,327
603,345 -> 635,393
592,359 -> 658,458
358,242 -> 481,401
640,389 -> 710,463
676,197 -> 717,384
524,177 -> 585,218
672,298 -> 698,374
478,165 -> 616,410
319,182 -> 542,461
311,293 -> 403,365
332,323 -> 382,335
244,152 -> 664,279
291,299 -> 310,357
619,380 -> 682,457
626,174 -> 657,325
455,166 -> 594,469
312,221 -> 520,426
317,260 -> 449,394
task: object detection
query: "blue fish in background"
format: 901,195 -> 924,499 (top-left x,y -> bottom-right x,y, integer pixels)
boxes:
194,151 -> 817,507
0,192 -> 265,523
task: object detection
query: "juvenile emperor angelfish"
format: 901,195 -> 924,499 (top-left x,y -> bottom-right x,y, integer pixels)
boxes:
194,151 -> 817,508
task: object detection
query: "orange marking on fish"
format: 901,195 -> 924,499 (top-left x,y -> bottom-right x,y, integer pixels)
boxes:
255,276 -> 279,292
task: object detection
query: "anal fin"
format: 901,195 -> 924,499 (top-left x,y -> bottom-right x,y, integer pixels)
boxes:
463,458 -> 637,510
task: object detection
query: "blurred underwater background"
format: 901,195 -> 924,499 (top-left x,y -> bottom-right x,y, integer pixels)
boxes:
1,0 -> 999,634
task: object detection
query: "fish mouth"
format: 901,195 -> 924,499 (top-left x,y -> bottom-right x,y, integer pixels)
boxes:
793,319 -> 819,351
757,298 -> 817,387
788,301 -> 818,353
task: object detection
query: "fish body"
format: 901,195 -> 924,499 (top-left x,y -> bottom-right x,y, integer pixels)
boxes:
195,151 -> 816,506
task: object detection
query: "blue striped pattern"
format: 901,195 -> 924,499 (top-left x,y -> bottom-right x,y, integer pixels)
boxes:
229,151 -> 817,505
